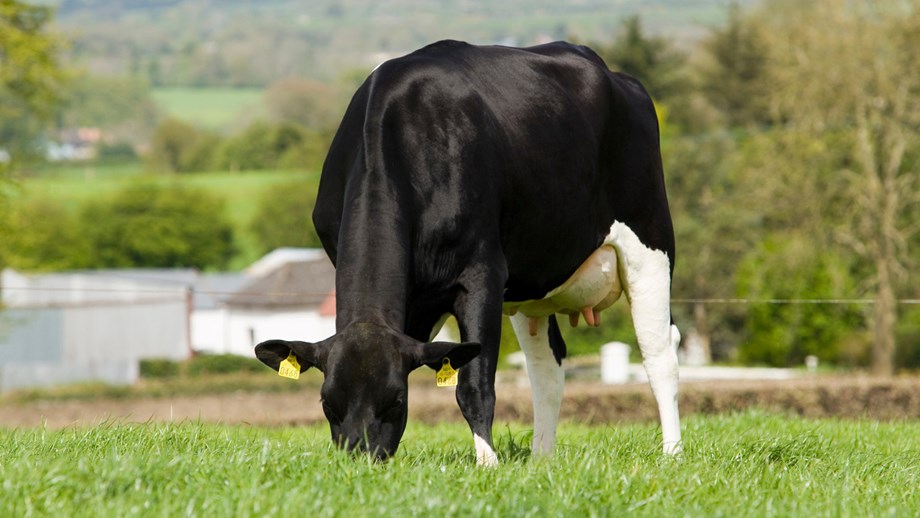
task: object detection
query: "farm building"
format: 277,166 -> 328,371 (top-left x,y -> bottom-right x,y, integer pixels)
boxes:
0,268 -> 193,391
0,249 -> 339,391
195,248 -> 337,356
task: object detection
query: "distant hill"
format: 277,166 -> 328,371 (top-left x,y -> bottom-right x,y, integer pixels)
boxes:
46,0 -> 758,87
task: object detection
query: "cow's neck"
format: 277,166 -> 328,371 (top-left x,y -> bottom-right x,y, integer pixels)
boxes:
333,173 -> 411,331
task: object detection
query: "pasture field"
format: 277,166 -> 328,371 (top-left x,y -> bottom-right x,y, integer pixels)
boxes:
1,413 -> 917,517
151,87 -> 265,130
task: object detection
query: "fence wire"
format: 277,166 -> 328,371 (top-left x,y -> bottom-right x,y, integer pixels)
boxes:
2,285 -> 919,305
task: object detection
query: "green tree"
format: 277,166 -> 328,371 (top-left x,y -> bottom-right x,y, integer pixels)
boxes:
59,73 -> 160,147
249,179 -> 322,255
81,183 -> 235,269
1,1 -> 67,269
736,236 -> 865,366
665,132 -> 757,362
593,15 -> 688,101
147,118 -> 219,173
698,2 -> 773,128
3,199 -> 90,271
0,0 -> 66,164
760,0 -> 920,374
216,122 -> 316,171
263,77 -> 338,131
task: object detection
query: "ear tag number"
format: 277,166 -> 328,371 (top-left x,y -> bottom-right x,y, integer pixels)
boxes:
436,358 -> 458,387
278,352 -> 300,380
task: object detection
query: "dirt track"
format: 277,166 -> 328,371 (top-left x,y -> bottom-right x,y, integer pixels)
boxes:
2,375 -> 918,429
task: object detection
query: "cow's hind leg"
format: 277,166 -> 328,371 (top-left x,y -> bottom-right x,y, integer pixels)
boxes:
608,222 -> 682,455
509,313 -> 565,457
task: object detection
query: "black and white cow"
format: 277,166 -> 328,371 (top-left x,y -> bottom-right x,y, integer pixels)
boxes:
255,40 -> 681,464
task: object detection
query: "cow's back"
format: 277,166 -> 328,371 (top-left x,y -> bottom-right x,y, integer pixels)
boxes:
314,40 -> 669,302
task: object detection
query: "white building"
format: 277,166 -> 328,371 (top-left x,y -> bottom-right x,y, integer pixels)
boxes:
0,249 -> 341,391
0,268 -> 192,391
193,248 -> 337,356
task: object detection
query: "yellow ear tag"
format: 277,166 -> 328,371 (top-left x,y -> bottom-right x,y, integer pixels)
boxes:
436,358 -> 458,387
278,352 -> 301,380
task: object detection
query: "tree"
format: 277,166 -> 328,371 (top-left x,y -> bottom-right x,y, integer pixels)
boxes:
3,199 -> 91,271
59,73 -> 160,146
263,77 -> 339,131
147,118 -> 218,173
216,122 -> 325,172
759,0 -> 920,374
0,0 -> 66,270
0,0 -> 66,163
81,183 -> 235,269
593,15 -> 688,102
665,132 -> 757,362
736,236 -> 865,366
249,178 -> 322,255
698,2 -> 773,128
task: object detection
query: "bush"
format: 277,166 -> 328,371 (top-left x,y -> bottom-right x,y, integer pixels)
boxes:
3,199 -> 91,271
185,354 -> 265,376
249,178 -> 323,254
81,182 -> 236,269
97,141 -> 138,163
147,118 -> 202,173
214,122 -> 298,171
141,355 -> 265,380
735,236 -> 866,367
140,359 -> 180,379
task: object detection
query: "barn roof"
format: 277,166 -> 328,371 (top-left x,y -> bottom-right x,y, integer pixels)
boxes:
225,256 -> 335,309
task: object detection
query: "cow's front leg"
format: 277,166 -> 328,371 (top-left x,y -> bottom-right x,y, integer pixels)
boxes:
453,269 -> 505,467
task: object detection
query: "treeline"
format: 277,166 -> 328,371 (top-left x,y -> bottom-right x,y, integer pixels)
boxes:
4,178 -> 322,271
51,0 -> 712,87
562,2 -> 920,373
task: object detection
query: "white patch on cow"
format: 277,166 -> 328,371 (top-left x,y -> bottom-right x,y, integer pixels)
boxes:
474,433 -> 498,467
605,221 -> 681,455
509,314 -> 564,457
498,220 -> 681,456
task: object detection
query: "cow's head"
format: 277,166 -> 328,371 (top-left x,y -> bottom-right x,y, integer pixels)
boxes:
255,322 -> 480,460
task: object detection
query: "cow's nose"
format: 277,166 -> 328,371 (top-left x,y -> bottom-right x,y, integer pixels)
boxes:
341,436 -> 391,462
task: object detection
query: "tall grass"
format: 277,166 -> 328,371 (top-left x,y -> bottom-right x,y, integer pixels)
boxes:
1,413 -> 916,516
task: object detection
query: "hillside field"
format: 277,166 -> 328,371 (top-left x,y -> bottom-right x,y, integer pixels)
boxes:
1,413 -> 916,516
151,87 -> 266,130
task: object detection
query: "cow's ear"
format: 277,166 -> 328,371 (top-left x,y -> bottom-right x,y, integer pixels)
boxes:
255,339 -> 330,373
413,341 -> 482,371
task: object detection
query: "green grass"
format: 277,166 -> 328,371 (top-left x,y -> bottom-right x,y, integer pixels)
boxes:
1,413 -> 917,516
151,87 -> 265,130
13,164 -> 319,270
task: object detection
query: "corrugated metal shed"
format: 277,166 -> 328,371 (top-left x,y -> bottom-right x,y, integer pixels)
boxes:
0,268 -> 191,392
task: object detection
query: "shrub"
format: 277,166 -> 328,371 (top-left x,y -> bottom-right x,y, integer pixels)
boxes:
81,182 -> 236,269
4,199 -> 91,271
185,354 -> 265,376
735,236 -> 866,367
248,178 -> 322,254
139,359 -> 180,379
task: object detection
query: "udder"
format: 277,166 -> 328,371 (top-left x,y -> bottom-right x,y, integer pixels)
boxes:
503,245 -> 623,335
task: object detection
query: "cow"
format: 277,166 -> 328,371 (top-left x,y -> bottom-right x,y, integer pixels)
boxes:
255,40 -> 681,465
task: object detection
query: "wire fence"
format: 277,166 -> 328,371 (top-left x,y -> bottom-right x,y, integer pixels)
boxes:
3,284 -> 919,306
